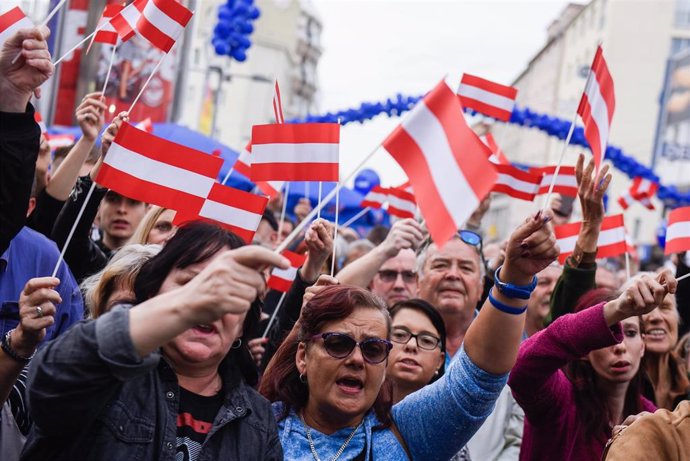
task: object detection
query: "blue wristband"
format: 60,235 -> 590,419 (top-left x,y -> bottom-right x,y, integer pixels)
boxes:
493,265 -> 537,300
488,289 -> 527,315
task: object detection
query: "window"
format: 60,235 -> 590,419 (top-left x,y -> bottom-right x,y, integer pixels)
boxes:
671,37 -> 690,54
675,0 -> 690,27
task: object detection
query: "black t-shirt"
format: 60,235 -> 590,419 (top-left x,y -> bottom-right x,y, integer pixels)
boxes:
176,386 -> 224,461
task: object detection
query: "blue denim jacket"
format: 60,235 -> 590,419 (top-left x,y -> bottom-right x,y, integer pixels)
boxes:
21,305 -> 282,461
276,346 -> 507,460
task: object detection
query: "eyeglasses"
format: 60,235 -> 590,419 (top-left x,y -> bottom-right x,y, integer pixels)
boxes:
308,332 -> 393,364
391,327 -> 441,351
377,270 -> 417,283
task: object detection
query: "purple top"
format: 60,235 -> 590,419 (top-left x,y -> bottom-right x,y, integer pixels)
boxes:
508,303 -> 656,461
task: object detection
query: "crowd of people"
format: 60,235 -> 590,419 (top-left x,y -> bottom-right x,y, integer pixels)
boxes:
1,25 -> 689,461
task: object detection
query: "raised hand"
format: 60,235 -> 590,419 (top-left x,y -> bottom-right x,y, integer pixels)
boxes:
178,246 -> 289,325
604,270 -> 677,326
379,218 -> 424,258
575,153 -> 612,226
100,111 -> 129,156
300,219 -> 334,282
14,277 -> 61,357
302,274 -> 339,308
0,27 -> 54,112
501,213 -> 559,285
76,92 -> 107,142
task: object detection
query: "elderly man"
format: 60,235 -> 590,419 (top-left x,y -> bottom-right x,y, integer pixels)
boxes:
416,230 -> 486,358
336,219 -> 424,306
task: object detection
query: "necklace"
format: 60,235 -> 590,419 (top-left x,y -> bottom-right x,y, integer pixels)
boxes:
300,412 -> 363,461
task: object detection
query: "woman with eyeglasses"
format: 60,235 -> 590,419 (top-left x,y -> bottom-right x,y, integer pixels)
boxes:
261,213 -> 559,460
387,299 -> 446,404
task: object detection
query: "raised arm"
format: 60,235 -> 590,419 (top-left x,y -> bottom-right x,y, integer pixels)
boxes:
26,246 -> 289,437
0,26 -> 54,253
511,271 -> 676,423
45,93 -> 106,200
548,154 -> 612,324
392,214 -> 558,461
337,218 -> 423,287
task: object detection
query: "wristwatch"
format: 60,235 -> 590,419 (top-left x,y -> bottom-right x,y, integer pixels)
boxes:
493,265 -> 537,300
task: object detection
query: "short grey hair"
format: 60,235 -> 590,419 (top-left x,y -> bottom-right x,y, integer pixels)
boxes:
416,235 -> 486,280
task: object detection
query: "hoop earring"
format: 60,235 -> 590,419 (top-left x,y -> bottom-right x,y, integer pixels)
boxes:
231,339 -> 242,349
299,373 -> 307,384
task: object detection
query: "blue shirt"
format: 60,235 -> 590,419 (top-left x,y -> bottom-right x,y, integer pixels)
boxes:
0,227 -> 83,341
275,346 -> 507,461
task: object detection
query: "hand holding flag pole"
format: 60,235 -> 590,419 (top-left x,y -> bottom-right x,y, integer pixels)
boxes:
10,0 -> 67,64
341,207 -> 371,228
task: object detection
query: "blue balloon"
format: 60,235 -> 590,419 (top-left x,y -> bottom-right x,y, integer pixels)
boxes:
239,22 -> 254,34
218,5 -> 233,20
353,169 -> 381,196
232,49 -> 247,61
237,36 -> 251,48
214,23 -> 231,38
214,41 -> 230,56
248,6 -> 260,19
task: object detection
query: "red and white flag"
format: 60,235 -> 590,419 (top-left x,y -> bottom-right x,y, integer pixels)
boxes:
46,134 -> 76,151
95,122 -> 223,214
386,186 -> 417,219
174,183 -> 268,243
626,233 -> 638,261
233,142 -> 252,178
267,250 -> 307,292
630,177 -> 658,201
135,117 -> 154,133
256,181 -> 285,197
617,191 -> 634,211
250,123 -> 340,182
87,4 -> 123,52
136,0 -> 193,52
492,164 -> 543,201
554,214 -> 627,264
273,80 -> 285,124
0,7 -> 34,47
360,186 -> 388,209
480,133 -> 510,165
577,46 -> 615,172
110,0 -> 145,42
531,165 -> 578,198
383,79 -> 498,245
665,206 -> 690,255
457,74 -> 518,122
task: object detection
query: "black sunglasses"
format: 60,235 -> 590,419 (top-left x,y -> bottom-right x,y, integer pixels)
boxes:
308,332 -> 393,364
377,269 -> 417,283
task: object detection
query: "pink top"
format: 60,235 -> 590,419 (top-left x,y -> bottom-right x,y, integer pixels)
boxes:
508,303 -> 656,461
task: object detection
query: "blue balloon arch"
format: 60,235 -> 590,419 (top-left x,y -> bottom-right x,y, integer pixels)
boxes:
290,94 -> 689,208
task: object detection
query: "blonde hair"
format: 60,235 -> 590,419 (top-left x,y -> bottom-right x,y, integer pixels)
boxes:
81,244 -> 162,318
128,206 -> 169,245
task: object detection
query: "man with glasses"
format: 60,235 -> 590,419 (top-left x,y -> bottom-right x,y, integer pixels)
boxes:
337,219 -> 424,307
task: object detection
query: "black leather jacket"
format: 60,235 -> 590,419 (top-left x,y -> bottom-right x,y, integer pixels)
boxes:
21,305 -> 283,460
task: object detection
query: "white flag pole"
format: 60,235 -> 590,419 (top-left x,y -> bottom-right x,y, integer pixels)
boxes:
677,273 -> 690,283
53,19 -> 111,66
541,59 -> 596,214
128,57 -> 164,114
261,291 -> 287,338
277,182 -> 290,244
341,207 -> 370,229
274,143 -> 380,255
625,251 -> 631,282
11,0 -> 68,64
101,45 -> 118,97
51,181 -> 97,277
221,167 -> 234,186
330,183 -> 340,276
304,182 -> 309,201
316,182 -> 323,219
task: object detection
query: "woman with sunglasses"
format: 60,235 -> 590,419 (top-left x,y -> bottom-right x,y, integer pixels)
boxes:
387,299 -> 446,404
261,213 -> 559,460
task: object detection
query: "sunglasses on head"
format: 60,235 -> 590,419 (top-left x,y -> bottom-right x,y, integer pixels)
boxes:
418,229 -> 488,273
308,332 -> 393,364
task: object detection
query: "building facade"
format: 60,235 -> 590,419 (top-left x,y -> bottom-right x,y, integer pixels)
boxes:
175,0 -> 323,149
490,0 -> 689,246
